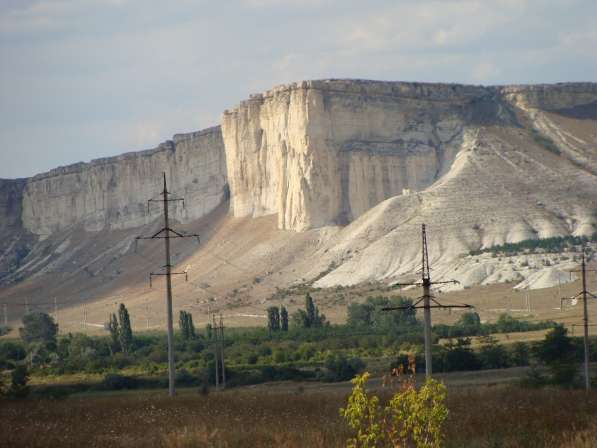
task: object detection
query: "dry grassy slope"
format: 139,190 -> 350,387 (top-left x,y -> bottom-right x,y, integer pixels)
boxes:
307,123 -> 595,289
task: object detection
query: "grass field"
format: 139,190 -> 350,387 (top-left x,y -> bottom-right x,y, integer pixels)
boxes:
2,380 -> 597,447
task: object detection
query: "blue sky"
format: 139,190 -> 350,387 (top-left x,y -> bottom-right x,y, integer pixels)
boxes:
1,0 -> 596,178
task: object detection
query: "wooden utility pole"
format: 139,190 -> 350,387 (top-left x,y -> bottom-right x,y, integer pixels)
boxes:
213,313 -> 219,391
383,224 -> 472,377
219,313 -> 226,389
54,297 -> 59,328
136,173 -> 200,397
561,248 -> 596,392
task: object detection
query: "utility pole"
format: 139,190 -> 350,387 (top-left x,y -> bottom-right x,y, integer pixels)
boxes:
136,173 -> 200,397
213,313 -> 220,391
146,300 -> 150,330
383,224 -> 472,377
561,248 -> 596,392
54,297 -> 59,329
571,250 -> 597,391
219,313 -> 226,389
3,303 -> 7,327
83,300 -> 88,331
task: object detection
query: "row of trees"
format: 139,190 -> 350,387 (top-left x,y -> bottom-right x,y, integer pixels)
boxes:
433,312 -> 557,339
267,306 -> 289,332
179,311 -> 196,340
347,296 -> 418,333
292,294 -> 327,328
108,304 -> 133,353
469,232 -> 597,256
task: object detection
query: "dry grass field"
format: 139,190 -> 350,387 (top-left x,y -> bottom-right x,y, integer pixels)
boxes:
2,383 -> 597,447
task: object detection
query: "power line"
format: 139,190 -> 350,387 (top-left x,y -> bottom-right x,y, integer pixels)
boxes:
383,223 -> 472,378
561,249 -> 597,392
136,172 -> 200,397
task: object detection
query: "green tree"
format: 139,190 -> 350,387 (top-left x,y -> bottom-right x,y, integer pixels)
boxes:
292,294 -> 326,329
188,313 -> 196,338
457,312 -> 481,327
117,304 -> 133,353
19,312 -> 58,350
305,293 -> 317,326
179,311 -> 196,340
9,365 -> 30,398
108,313 -> 120,353
478,336 -> 510,369
534,325 -> 577,386
348,296 -> 418,334
206,323 -> 213,340
179,311 -> 190,339
267,306 -> 280,332
511,342 -> 530,366
442,338 -> 480,372
280,306 -> 289,331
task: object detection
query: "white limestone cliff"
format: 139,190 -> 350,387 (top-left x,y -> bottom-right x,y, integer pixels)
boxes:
21,127 -> 227,236
222,80 -> 512,230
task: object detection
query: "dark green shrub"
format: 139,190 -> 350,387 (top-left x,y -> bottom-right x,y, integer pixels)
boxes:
102,373 -> 139,390
323,354 -> 365,382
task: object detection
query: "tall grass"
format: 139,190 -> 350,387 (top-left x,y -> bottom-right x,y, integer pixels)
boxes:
2,385 -> 597,447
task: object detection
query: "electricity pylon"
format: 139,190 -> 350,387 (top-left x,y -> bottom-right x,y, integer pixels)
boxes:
136,173 -> 200,397
383,224 -> 472,377
561,248 -> 596,391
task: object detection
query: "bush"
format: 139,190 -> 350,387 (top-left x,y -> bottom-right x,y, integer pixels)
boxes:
0,341 -> 26,369
5,365 -> 30,398
324,354 -> 365,382
32,385 -> 75,400
175,369 -> 199,387
340,372 -> 448,447
102,373 -> 139,390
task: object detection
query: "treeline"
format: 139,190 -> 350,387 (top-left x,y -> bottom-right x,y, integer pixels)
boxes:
469,232 -> 597,256
0,294 -> 578,396
398,325 -> 589,388
433,312 -> 557,339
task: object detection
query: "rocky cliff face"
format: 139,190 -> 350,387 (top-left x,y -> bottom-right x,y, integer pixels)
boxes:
0,179 -> 34,279
222,80 -> 524,231
223,81 -> 597,233
499,82 -> 597,110
21,127 -> 227,236
0,126 -> 228,285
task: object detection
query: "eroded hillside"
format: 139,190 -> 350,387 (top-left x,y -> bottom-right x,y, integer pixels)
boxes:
1,80 -> 595,332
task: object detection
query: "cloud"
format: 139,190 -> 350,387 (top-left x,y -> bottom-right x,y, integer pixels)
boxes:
1,0 -> 596,178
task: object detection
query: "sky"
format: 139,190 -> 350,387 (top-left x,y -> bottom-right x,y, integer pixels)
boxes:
1,0 -> 596,179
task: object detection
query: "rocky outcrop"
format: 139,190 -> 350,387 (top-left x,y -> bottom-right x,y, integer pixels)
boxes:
0,179 -> 34,279
21,127 -> 228,236
222,80 -> 515,230
499,83 -> 597,111
223,80 -> 597,232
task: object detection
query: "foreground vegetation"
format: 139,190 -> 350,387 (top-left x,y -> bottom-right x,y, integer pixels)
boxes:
1,384 -> 597,447
3,293 -> 597,446
0,295 -> 566,397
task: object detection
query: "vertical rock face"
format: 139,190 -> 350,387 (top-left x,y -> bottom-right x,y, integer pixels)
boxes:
222,80 -> 515,231
21,126 -> 228,236
0,179 -> 26,232
0,179 -> 34,281
222,80 -> 597,232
